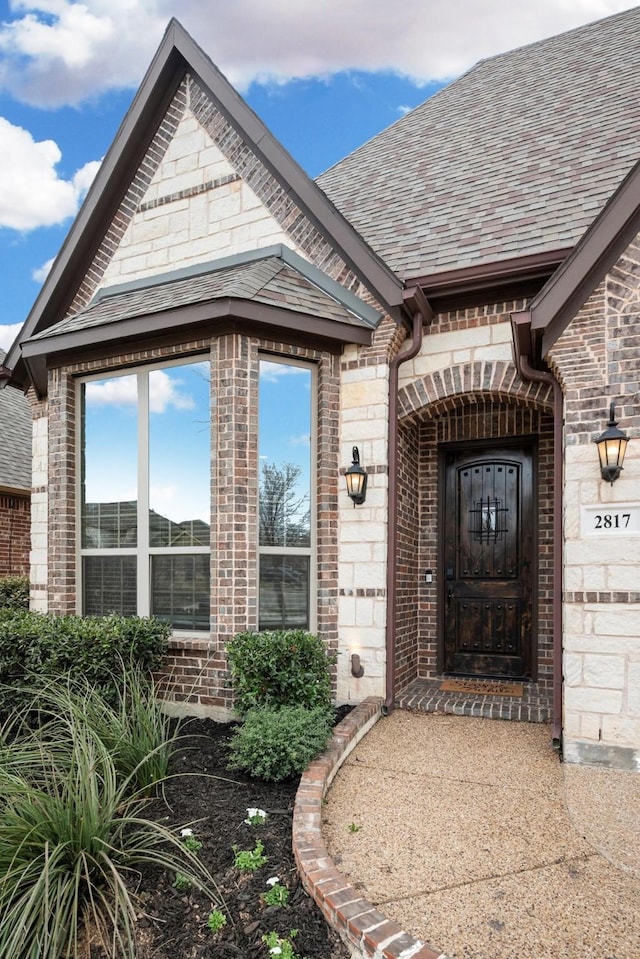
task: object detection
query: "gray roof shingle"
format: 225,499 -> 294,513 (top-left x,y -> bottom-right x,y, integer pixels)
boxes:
0,350 -> 31,491
317,7 -> 640,278
34,254 -> 375,340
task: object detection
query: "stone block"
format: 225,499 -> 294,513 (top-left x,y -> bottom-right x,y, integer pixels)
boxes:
593,607 -> 640,637
606,564 -> 640,589
563,652 -> 583,686
473,342 -> 513,363
582,653 -> 625,688
563,566 -> 583,590
562,712 -> 581,737
491,321 -> 513,343
580,566 -> 606,590
342,378 -> 388,409
407,351 -> 452,380
579,712 -> 601,741
628,661 -> 640,716
565,633 -> 640,656
601,715 -> 640,747
563,686 -> 623,714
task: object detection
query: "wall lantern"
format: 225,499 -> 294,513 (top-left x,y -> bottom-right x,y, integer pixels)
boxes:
595,403 -> 629,484
345,446 -> 368,506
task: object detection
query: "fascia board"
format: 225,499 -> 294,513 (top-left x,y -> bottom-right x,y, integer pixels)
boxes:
532,158 -> 640,356
20,298 -> 373,361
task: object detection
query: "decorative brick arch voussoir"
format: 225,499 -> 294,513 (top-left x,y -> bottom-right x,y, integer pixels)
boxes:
398,360 -> 554,424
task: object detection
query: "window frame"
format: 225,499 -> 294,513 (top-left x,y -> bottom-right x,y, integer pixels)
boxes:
257,353 -> 317,633
76,356 -> 211,631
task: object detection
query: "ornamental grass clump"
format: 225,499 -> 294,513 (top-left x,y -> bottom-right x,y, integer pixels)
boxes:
227,705 -> 333,781
0,676 -> 220,959
5,665 -> 178,796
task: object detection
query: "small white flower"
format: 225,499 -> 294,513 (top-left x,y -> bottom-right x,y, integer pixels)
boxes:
180,828 -> 194,837
244,806 -> 267,824
269,948 -> 282,956
266,876 -> 279,886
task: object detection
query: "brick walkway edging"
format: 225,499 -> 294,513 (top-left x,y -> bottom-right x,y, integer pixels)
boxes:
292,697 -> 447,959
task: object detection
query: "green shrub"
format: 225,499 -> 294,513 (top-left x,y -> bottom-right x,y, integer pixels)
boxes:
0,576 -> 29,610
0,611 -> 169,715
226,629 -> 334,715
227,705 -> 332,781
0,685 -> 220,959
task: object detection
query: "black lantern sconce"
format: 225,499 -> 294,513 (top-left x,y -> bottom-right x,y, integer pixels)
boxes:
595,403 -> 629,485
345,446 -> 368,506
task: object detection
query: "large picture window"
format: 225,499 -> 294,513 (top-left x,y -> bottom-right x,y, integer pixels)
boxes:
258,357 -> 314,631
80,359 -> 211,630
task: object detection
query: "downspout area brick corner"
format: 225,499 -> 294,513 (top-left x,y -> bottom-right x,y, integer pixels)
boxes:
292,698 -> 445,959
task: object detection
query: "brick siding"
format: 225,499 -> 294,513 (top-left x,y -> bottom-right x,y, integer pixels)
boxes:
0,493 -> 30,576
549,232 -> 640,760
43,333 -> 339,715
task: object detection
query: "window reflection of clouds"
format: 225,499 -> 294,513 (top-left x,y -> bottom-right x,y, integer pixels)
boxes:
85,374 -> 137,407
259,361 -> 311,386
149,364 -> 210,525
86,369 -> 200,414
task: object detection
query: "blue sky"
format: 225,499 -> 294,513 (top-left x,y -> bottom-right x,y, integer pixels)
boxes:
0,0 -> 636,353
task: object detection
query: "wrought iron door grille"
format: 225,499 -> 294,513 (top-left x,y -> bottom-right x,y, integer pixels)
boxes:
470,497 -> 508,542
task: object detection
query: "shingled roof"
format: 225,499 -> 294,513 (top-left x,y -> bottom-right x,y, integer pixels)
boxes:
0,351 -> 31,492
318,6 -> 640,280
30,249 -> 378,341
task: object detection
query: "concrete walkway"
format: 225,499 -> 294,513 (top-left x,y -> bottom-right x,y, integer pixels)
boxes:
322,710 -> 640,959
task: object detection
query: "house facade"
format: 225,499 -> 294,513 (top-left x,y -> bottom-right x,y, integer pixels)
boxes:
0,349 -> 31,578
1,10 -> 639,768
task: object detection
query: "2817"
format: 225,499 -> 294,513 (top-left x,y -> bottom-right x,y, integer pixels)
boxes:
593,513 -> 631,529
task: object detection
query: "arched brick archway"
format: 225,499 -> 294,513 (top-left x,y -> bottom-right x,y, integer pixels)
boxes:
393,359 -> 555,719
398,360 -> 554,424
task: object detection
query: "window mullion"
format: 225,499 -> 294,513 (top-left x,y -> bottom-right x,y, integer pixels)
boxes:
138,371 -> 150,616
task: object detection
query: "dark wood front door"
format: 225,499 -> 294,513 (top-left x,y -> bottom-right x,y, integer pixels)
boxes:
442,442 -> 535,679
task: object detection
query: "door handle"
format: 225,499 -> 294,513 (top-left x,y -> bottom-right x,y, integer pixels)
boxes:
447,588 -> 453,608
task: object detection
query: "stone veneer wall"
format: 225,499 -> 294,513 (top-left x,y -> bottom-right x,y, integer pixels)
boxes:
548,233 -> 640,768
68,74 -> 374,318
0,492 -> 30,577
335,318 -> 404,704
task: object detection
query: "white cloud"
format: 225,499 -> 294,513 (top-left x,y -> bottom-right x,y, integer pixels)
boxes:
85,369 -> 195,412
260,361 -> 310,384
0,1 -> 636,106
0,117 -> 100,230
32,257 -> 55,283
148,369 -> 195,413
85,373 -> 137,407
289,433 -> 310,448
0,322 -> 23,352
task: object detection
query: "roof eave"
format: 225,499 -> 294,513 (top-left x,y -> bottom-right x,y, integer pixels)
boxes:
406,247 -> 571,310
21,297 -> 374,397
531,156 -> 640,357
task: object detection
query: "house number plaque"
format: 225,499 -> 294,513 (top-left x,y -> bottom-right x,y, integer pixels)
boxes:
581,504 -> 640,536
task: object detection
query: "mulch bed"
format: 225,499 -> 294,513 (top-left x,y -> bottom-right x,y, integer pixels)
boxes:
127,715 -> 351,959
